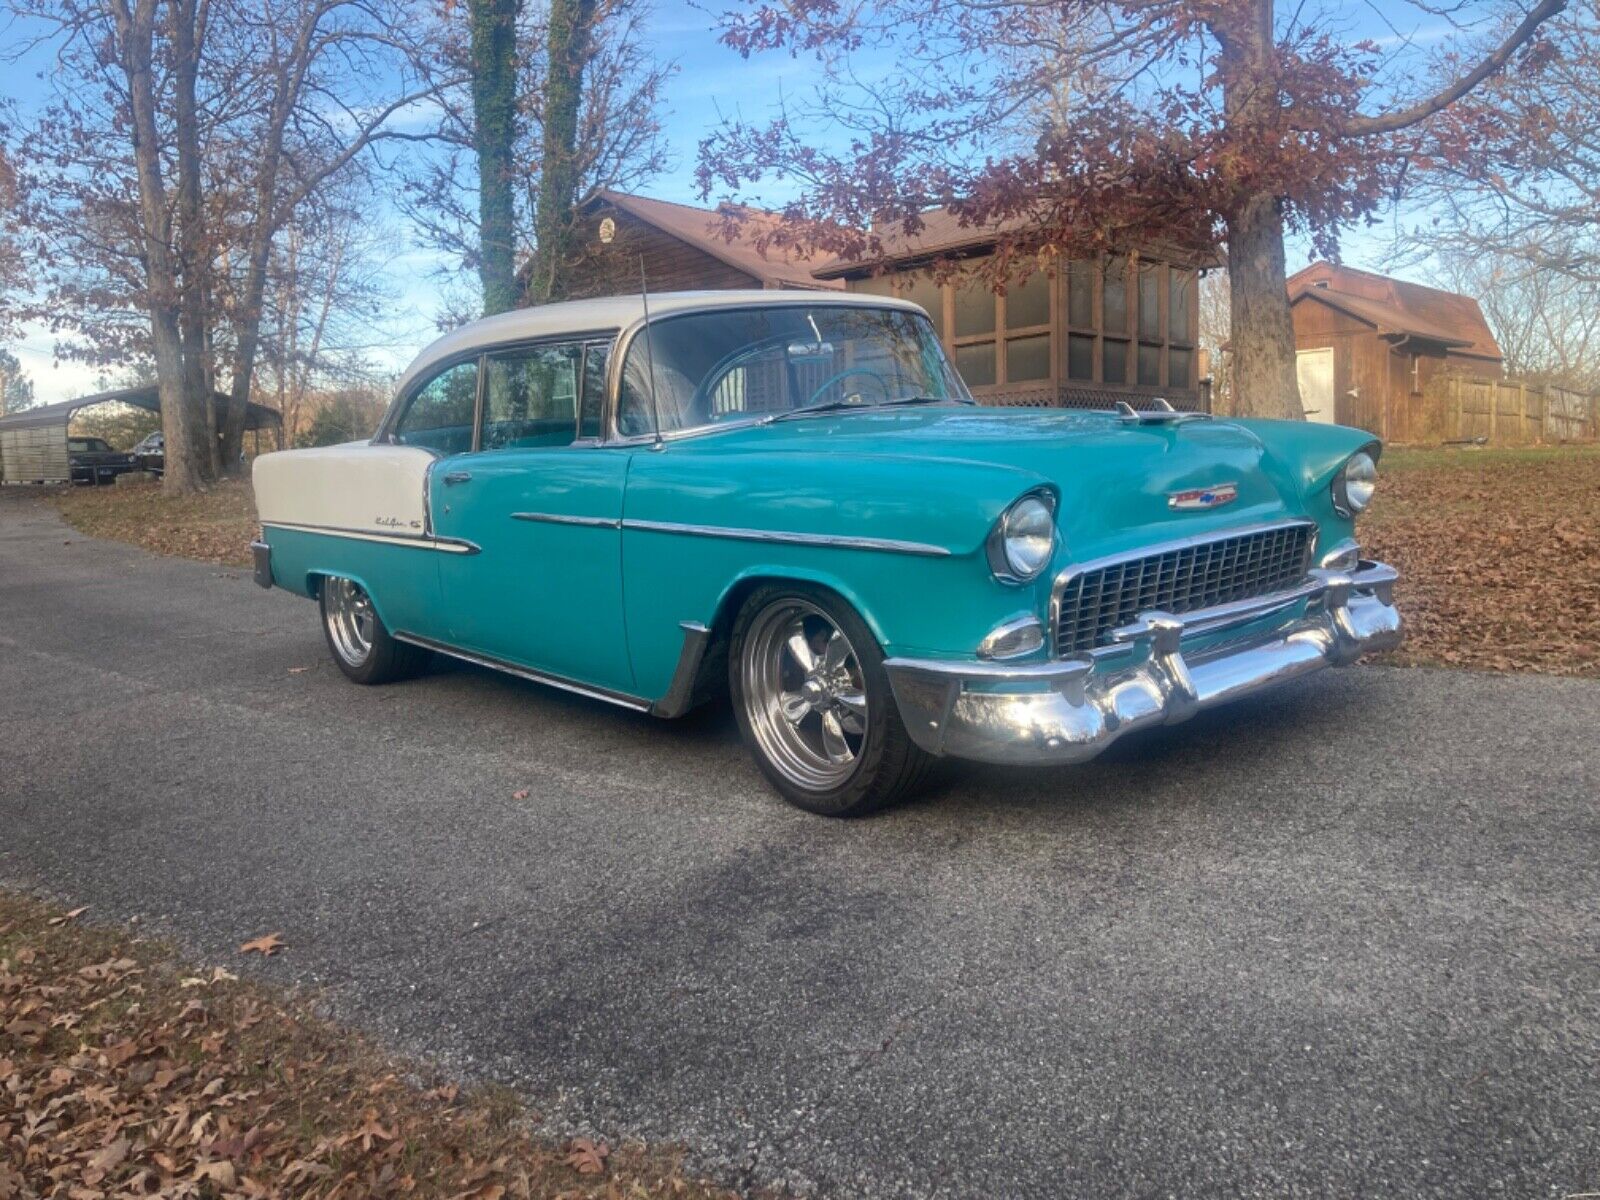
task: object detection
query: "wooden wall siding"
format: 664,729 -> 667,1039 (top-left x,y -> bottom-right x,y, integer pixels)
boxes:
0,427 -> 71,483
847,254 -> 1202,406
565,206 -> 761,298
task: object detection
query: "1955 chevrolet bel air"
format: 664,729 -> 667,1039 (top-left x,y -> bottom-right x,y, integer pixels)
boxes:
251,290 -> 1402,815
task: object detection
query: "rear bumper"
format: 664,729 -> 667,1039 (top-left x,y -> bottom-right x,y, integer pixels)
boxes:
250,540 -> 273,589
884,560 -> 1402,766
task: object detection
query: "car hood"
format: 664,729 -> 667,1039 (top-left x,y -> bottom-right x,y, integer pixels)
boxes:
696,405 -> 1321,552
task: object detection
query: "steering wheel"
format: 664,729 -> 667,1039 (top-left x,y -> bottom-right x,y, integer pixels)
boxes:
804,367 -> 892,408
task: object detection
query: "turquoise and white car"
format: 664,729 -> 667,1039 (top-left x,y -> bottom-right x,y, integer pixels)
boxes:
252,290 -> 1401,815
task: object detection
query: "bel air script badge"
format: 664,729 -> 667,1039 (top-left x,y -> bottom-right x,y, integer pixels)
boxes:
1167,483 -> 1239,510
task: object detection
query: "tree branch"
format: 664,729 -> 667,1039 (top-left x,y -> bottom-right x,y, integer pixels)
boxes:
1333,0 -> 1566,136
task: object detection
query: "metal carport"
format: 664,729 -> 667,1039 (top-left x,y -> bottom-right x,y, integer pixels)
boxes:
0,385 -> 283,484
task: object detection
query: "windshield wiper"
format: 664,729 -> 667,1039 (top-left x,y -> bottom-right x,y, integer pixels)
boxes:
762,395 -> 961,425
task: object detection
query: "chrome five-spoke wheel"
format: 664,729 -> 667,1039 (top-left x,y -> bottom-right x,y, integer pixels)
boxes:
731,585 -> 933,815
317,575 -> 429,685
741,598 -> 870,791
322,576 -> 376,669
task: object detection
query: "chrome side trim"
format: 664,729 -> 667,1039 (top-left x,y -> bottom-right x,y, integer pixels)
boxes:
1048,517 -> 1317,655
263,520 -> 480,555
623,518 -> 951,558
391,631 -> 653,712
885,557 -> 1402,766
510,511 -> 623,529
650,621 -> 713,718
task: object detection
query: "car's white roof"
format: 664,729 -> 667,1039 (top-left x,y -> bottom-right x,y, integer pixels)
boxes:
395,289 -> 926,398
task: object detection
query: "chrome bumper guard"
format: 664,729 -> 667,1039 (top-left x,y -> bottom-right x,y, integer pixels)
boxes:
884,560 -> 1402,766
250,540 -> 273,589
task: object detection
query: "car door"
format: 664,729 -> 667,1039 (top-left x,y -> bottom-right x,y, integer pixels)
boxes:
430,338 -> 635,695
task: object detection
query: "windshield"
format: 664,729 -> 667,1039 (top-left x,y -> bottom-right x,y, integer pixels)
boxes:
617,304 -> 969,437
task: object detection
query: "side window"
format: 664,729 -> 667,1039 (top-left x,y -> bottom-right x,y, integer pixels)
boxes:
578,342 -> 610,441
480,343 -> 582,450
395,360 -> 479,455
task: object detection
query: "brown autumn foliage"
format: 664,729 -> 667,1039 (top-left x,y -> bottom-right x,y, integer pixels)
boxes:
0,891 -> 753,1200
1361,445 -> 1600,677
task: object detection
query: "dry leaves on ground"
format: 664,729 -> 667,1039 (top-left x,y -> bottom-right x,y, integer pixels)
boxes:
0,892 -> 757,1200
52,476 -> 258,568
1360,445 -> 1600,676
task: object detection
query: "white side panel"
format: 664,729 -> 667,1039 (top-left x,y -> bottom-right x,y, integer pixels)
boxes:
252,442 -> 434,536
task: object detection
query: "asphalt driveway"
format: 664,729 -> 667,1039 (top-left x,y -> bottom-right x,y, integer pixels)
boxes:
1,491 -> 1596,1199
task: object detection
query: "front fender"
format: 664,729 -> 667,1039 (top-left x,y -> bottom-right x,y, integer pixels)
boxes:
621,448 -> 1049,699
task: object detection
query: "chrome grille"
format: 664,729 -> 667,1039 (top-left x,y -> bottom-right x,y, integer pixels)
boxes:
1053,522 -> 1315,655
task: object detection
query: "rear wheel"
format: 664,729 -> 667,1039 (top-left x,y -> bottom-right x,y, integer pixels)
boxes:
730,584 -> 934,816
319,575 -> 429,685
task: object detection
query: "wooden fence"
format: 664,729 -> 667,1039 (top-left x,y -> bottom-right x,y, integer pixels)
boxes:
1425,374 -> 1599,444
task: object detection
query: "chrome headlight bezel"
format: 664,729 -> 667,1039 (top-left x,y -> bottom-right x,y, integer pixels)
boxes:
1332,445 -> 1380,518
987,489 -> 1058,584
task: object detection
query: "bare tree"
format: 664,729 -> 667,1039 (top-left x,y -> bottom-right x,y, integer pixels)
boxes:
1405,0 -> 1600,286
1430,245 -> 1600,390
402,0 -> 671,311
5,0 -> 450,490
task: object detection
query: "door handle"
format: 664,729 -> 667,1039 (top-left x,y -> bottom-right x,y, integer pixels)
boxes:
442,471 -> 472,485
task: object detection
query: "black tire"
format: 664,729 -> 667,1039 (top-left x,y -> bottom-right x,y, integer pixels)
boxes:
318,575 -> 430,685
728,583 -> 935,816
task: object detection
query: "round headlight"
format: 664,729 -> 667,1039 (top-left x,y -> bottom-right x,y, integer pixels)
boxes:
1334,449 -> 1378,517
991,493 -> 1056,581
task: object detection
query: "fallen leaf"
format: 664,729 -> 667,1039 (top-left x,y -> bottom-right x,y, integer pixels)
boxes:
512,789 -> 530,800
563,1137 -> 609,1175
48,906 -> 90,926
238,933 -> 285,957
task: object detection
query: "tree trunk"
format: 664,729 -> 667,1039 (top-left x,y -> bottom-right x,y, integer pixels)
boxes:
527,0 -> 596,304
171,0 -> 219,479
111,0 -> 206,494
1212,0 -> 1303,421
470,0 -> 520,314
1225,193 -> 1304,419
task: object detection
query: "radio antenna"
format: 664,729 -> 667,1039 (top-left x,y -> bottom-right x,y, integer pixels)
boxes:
638,254 -> 664,449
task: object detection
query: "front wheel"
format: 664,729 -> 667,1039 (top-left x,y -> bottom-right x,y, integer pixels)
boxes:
319,575 -> 430,685
729,585 -> 935,816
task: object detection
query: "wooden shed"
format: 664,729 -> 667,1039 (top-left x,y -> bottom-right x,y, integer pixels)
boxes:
1289,263 -> 1503,439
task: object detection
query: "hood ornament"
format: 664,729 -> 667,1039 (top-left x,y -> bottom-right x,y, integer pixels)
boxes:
1167,483 -> 1239,510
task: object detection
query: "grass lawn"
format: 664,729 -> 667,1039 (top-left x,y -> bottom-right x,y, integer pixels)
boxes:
0,891 -> 748,1199
44,443 -> 1600,678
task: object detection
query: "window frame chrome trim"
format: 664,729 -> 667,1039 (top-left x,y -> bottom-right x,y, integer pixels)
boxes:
621,518 -> 952,558
1048,517 -> 1318,657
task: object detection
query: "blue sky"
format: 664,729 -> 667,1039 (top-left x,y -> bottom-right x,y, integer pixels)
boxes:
5,0 -> 1451,405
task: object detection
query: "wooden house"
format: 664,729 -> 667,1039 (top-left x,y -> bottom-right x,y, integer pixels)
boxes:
1289,262 -> 1504,439
553,190 -> 1213,410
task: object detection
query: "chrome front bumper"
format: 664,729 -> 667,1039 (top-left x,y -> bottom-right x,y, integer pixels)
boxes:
884,560 -> 1402,766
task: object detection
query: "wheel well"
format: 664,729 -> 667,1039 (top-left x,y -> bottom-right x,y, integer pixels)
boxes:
686,575 -> 864,712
